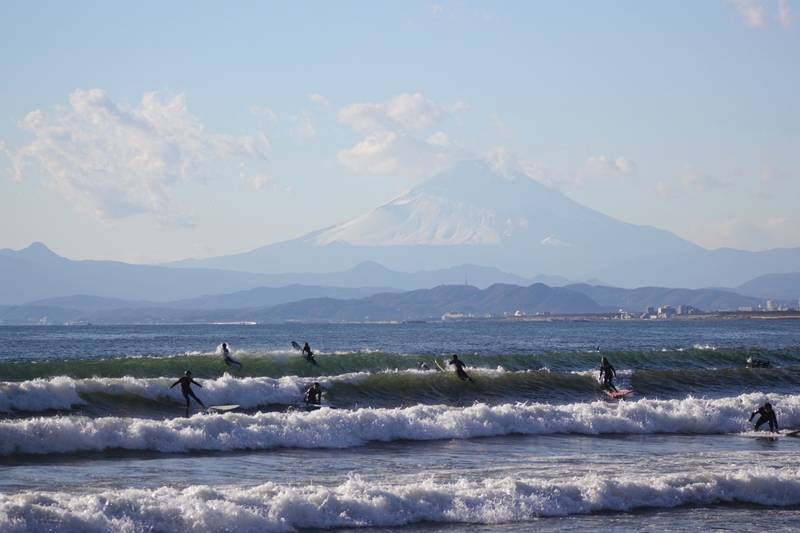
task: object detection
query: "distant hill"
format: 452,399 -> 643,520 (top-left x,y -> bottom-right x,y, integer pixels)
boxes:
246,283 -> 602,322
566,284 -> 763,312
0,279 -> 777,325
736,273 -> 800,301
0,243 -> 545,305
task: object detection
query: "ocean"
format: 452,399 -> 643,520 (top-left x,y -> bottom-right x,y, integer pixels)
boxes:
1,320 -> 800,531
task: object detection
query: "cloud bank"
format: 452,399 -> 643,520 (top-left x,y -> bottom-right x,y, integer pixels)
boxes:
10,89 -> 269,218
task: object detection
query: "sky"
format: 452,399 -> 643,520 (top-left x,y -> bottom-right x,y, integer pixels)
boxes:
0,0 -> 798,264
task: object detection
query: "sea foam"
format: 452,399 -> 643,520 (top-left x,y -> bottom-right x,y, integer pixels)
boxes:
1,392 -> 796,456
2,469 -> 800,532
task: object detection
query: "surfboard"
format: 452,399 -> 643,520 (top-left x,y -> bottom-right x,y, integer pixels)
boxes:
434,359 -> 448,372
605,389 -> 633,399
291,341 -> 302,351
208,404 -> 239,412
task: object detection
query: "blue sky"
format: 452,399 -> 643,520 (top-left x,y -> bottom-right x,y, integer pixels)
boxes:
1,1 -> 798,263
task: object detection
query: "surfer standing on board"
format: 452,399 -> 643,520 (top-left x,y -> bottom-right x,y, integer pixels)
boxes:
221,342 -> 242,369
302,342 -> 318,365
170,370 -> 206,417
599,356 -> 618,392
449,354 -> 474,382
750,402 -> 779,433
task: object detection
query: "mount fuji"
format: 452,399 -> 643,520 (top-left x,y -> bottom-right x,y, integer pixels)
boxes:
175,160 -> 800,288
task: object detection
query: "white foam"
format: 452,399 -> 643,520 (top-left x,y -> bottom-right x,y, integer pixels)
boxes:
1,393 -> 797,455
2,468 -> 800,531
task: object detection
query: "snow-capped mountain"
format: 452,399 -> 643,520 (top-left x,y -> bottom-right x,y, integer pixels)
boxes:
174,160 -> 716,283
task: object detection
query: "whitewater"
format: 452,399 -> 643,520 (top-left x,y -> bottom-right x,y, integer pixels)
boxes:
2,320 -> 800,531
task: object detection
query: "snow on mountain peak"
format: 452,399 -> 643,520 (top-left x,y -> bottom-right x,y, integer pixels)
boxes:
314,160 -> 540,246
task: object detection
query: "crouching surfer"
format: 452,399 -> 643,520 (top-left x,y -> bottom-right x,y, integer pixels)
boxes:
750,402 -> 779,433
448,354 -> 474,382
599,356 -> 618,392
304,382 -> 322,409
170,370 -> 206,417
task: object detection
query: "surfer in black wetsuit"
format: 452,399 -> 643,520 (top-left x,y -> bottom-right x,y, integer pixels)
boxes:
301,342 -> 318,365
750,402 -> 779,433
448,354 -> 474,382
599,356 -> 618,392
417,361 -> 430,371
746,357 -> 771,368
221,342 -> 242,369
170,370 -> 206,417
304,382 -> 322,408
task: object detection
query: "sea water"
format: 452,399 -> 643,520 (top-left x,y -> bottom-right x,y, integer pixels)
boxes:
1,320 -> 800,531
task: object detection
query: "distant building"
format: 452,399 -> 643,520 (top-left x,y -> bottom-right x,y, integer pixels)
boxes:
738,306 -> 753,312
766,300 -> 775,312
657,305 -> 676,319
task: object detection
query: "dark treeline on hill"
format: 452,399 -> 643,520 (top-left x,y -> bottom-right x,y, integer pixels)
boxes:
0,282 -> 767,325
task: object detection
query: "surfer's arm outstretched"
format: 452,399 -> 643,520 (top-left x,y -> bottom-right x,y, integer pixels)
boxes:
190,379 -> 202,388
170,380 -> 180,389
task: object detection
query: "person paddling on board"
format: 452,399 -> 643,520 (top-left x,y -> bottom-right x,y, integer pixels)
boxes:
304,382 -> 322,408
302,342 -> 318,365
599,356 -> 618,392
746,356 -> 771,368
448,354 -> 474,382
221,342 -> 242,370
170,370 -> 206,417
750,402 -> 779,433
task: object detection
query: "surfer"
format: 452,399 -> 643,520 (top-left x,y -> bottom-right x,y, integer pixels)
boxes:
599,356 -> 618,392
417,361 -> 431,371
221,342 -> 242,369
170,370 -> 206,417
302,342 -> 318,365
304,381 -> 322,407
746,357 -> 771,368
448,354 -> 474,382
750,402 -> 779,433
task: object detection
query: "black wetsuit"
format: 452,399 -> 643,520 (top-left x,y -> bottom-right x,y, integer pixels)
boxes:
304,385 -> 322,407
600,361 -> 617,392
222,347 -> 242,369
302,343 -> 318,365
750,405 -> 779,433
170,376 -> 206,416
449,357 -> 474,382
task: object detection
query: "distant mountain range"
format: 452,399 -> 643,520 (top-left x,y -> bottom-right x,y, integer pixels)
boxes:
0,281 -> 769,325
736,273 -> 800,301
0,242 -> 569,305
170,160 -> 800,288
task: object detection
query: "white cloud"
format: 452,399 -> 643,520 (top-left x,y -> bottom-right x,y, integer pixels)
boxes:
729,0 -> 767,27
292,111 -> 316,140
308,93 -> 329,106
485,146 -> 561,187
9,89 -> 269,218
585,155 -> 637,176
247,173 -> 273,191
338,92 -> 453,134
337,93 -> 463,178
778,0 -> 793,26
250,105 -> 279,122
656,169 -> 729,197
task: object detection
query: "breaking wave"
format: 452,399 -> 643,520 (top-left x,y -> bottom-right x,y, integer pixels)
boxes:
1,393 -> 797,456
2,469 -> 800,531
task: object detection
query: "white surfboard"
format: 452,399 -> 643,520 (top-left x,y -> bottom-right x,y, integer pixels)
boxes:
208,404 -> 240,412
